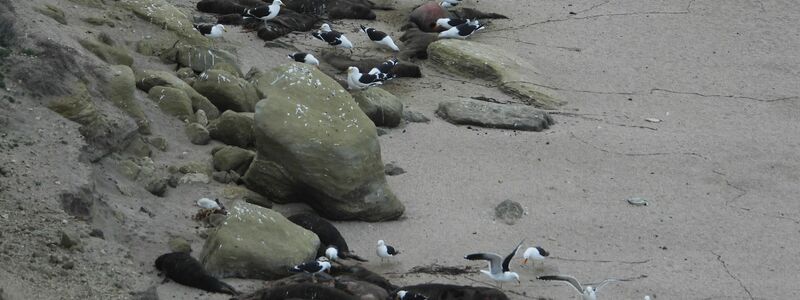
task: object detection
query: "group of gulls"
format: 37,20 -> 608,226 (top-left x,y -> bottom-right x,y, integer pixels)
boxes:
285,238 -> 620,300
190,1 -> 645,299
193,0 -> 489,90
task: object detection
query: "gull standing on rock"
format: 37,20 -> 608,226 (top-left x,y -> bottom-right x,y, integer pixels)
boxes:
288,52 -> 320,66
241,0 -> 284,24
347,67 -> 386,90
360,25 -> 400,52
439,20 -> 485,39
312,23 -> 353,50
376,239 -> 400,262
464,241 -> 523,288
537,275 -> 619,300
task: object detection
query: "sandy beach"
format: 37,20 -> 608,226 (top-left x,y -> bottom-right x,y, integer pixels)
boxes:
1,0 -> 799,299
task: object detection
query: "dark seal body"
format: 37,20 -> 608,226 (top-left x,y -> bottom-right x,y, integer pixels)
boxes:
154,252 -> 238,295
399,284 -> 508,300
288,213 -> 367,261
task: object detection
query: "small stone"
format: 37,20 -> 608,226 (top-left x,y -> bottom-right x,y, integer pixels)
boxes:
144,178 -> 168,197
59,230 -> 80,249
89,229 -> 105,239
644,118 -> 662,123
196,109 -> 209,126
212,171 -> 239,184
49,254 -> 61,264
403,110 -> 430,123
185,123 -> 211,145
168,237 -> 192,253
146,136 -> 168,151
179,173 -> 210,184
494,199 -> 524,225
376,128 -> 389,136
62,261 -> 75,269
384,163 -> 406,176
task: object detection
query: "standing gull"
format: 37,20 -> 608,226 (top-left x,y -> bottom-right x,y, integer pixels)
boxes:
522,246 -> 550,268
241,0 -> 284,24
464,240 -> 523,288
537,275 -> 619,300
376,239 -> 400,262
360,25 -> 400,52
312,23 -> 353,50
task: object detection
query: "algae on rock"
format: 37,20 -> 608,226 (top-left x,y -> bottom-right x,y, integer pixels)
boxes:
246,63 -> 404,221
428,39 -> 564,109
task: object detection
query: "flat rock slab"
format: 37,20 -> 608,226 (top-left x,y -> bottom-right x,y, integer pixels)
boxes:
436,99 -> 554,131
428,39 -> 564,109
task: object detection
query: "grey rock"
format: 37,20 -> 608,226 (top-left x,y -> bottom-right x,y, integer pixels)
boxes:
428,39 -> 564,109
59,230 -> 80,249
185,123 -> 211,145
351,88 -> 404,127
148,86 -> 196,123
168,237 -> 192,253
436,99 -> 554,131
144,178 -> 168,197
494,199 -> 524,225
88,229 -> 104,239
200,201 -> 319,279
193,69 -> 259,112
403,110 -> 430,123
212,146 -> 255,174
179,173 -> 210,185
207,110 -> 254,147
196,109 -> 209,126
384,163 -> 406,176
212,171 -> 240,184
146,136 -> 168,151
134,69 -> 221,120
246,63 -> 404,221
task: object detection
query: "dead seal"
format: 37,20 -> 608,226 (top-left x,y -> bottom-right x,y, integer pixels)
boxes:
154,252 -> 239,295
288,213 -> 368,261
397,284 -> 508,300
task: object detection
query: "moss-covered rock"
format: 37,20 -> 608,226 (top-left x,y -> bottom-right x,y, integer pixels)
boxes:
134,69 -> 220,119
351,88 -> 403,128
207,110 -> 254,147
212,146 -> 255,175
185,123 -> 211,145
200,201 -> 319,279
79,36 -> 133,66
192,69 -> 258,112
428,39 -> 564,109
435,98 -> 554,131
104,65 -> 150,134
35,5 -> 67,25
118,0 -> 208,45
222,186 -> 273,208
247,63 -> 404,221
147,86 -> 195,122
162,44 -> 241,76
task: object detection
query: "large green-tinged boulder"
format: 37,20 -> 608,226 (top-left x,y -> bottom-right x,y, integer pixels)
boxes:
351,88 -> 403,127
79,35 -> 133,66
428,39 -> 564,109
185,123 -> 211,145
193,69 -> 259,112
207,110 -> 254,147
246,63 -> 404,221
212,146 -> 255,175
134,69 -> 220,119
103,65 -> 150,133
147,86 -> 196,122
162,44 -> 241,76
436,98 -> 554,131
200,201 -> 319,279
118,0 -> 207,44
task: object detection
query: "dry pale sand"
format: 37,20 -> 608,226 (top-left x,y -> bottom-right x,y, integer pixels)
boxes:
2,0 -> 799,299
